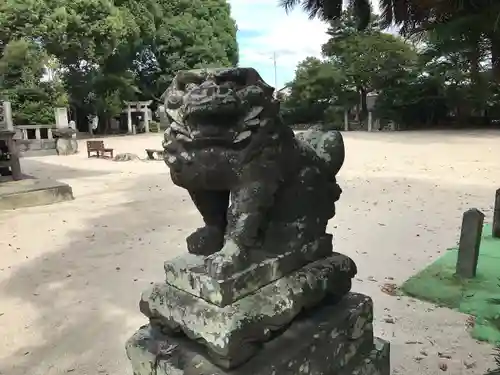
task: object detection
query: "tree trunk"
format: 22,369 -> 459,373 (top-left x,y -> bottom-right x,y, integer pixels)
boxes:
469,41 -> 480,85
490,34 -> 500,82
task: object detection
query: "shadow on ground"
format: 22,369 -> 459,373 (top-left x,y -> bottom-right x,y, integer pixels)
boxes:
0,173 -> 495,375
20,158 -> 114,180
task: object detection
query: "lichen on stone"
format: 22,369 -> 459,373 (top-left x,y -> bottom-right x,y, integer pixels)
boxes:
160,67 -> 346,280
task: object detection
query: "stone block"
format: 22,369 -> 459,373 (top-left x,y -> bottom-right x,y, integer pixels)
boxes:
164,235 -> 341,307
126,293 -> 389,375
0,178 -> 74,210
348,338 -> 391,375
56,138 -> 78,155
142,255 -> 357,369
493,188 -> 500,238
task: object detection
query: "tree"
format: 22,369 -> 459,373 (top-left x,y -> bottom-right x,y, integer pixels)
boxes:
130,0 -> 238,102
283,10 -> 419,127
0,0 -> 238,131
0,38 -> 67,124
0,0 -> 138,126
282,57 -> 356,125
279,0 -> 372,30
322,11 -> 417,119
279,0 -> 500,80
281,2 -> 500,130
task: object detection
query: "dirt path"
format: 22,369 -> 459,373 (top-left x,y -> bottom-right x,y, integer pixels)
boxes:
0,130 -> 499,375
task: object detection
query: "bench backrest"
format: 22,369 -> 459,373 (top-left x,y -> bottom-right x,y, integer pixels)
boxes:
87,140 -> 104,150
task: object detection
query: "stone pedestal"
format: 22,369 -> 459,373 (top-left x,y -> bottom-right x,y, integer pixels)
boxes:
55,138 -> 78,155
127,293 -> 389,375
53,128 -> 78,155
126,252 -> 390,375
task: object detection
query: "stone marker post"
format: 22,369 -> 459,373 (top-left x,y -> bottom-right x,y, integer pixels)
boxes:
456,208 -> 484,278
493,189 -> 500,238
366,92 -> 378,132
54,107 -> 69,129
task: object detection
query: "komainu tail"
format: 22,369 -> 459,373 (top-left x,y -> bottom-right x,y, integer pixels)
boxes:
296,125 -> 345,176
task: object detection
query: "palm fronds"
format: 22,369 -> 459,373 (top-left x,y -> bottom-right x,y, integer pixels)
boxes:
278,0 -> 371,29
278,0 -> 500,35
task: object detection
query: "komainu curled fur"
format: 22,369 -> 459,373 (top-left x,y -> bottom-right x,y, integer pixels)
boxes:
161,67 -> 345,279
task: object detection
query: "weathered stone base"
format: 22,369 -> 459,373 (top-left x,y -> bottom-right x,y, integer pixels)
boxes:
141,255 -> 356,368
56,138 -> 78,155
164,235 -> 340,307
126,293 -> 390,375
0,178 -> 74,210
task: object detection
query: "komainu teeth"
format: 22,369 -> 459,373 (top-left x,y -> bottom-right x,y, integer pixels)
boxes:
243,106 -> 263,122
245,118 -> 260,128
234,130 -> 252,143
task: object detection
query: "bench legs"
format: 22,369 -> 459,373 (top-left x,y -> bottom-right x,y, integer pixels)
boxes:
87,150 -> 114,158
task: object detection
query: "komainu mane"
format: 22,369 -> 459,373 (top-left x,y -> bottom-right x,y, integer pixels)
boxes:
162,67 -> 345,279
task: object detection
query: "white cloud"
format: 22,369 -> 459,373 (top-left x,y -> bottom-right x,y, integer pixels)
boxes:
229,0 -> 383,89
230,0 -> 329,88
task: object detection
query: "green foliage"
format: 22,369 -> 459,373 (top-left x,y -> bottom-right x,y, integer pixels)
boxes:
131,0 -> 238,102
284,11 -> 417,127
0,38 -> 67,124
282,56 -> 357,126
278,0 -> 500,36
0,0 -> 238,129
0,39 -> 46,88
283,7 -> 500,129
278,0 -> 500,82
279,0 -> 372,30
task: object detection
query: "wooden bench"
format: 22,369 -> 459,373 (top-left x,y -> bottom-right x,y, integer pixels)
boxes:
87,140 -> 114,158
145,148 -> 164,160
149,122 -> 160,133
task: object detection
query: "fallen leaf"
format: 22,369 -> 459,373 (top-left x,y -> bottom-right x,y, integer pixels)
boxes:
381,283 -> 399,296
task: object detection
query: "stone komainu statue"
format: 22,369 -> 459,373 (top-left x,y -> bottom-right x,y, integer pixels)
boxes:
161,67 -> 345,279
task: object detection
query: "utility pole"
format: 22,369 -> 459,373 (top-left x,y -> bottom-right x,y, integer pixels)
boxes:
272,52 -> 278,89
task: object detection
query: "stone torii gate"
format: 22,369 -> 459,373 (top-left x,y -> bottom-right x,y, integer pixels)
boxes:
124,101 -> 152,134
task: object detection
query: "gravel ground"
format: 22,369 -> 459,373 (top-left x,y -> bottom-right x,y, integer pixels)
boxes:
0,130 -> 499,375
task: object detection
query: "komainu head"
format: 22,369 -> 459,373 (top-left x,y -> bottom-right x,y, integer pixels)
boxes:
162,67 -> 279,147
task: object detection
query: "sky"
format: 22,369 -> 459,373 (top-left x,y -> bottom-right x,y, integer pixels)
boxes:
229,0 -> 381,90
